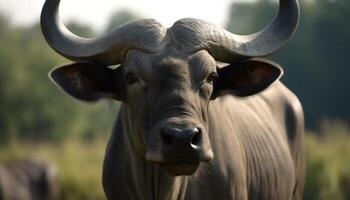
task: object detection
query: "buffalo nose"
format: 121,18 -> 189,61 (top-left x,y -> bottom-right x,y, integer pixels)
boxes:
161,127 -> 202,149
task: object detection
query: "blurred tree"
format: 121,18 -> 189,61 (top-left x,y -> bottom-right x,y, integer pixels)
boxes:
0,13 -> 9,37
66,22 -> 96,37
1,0 -> 348,143
0,18 -> 118,143
226,0 -> 350,128
104,10 -> 140,32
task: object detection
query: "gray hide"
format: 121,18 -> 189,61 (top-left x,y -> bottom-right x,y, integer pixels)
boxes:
101,52 -> 304,200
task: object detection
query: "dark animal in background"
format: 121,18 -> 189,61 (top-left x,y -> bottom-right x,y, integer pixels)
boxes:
0,160 -> 58,200
41,0 -> 304,199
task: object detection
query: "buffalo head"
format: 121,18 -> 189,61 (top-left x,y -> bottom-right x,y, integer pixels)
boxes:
41,0 -> 299,176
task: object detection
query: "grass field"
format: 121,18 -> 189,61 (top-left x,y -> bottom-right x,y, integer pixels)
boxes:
0,137 -> 107,200
0,120 -> 349,200
304,120 -> 350,200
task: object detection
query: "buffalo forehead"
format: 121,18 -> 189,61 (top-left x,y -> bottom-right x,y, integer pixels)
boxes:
124,49 -> 215,82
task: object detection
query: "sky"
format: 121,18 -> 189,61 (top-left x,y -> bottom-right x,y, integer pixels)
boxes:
0,0 -> 254,31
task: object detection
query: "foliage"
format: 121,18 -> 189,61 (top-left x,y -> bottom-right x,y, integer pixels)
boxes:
0,15 -> 119,143
104,10 -> 141,32
0,9 -> 139,143
304,120 -> 350,200
226,0 -> 350,128
0,137 -> 107,200
66,22 -> 96,38
1,1 -> 348,141
0,121 -> 349,199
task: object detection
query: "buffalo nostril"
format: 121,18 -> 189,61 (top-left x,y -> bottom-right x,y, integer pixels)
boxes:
190,128 -> 202,146
161,129 -> 173,147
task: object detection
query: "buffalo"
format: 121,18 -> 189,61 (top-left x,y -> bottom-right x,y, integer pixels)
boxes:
41,0 -> 304,199
0,160 -> 58,200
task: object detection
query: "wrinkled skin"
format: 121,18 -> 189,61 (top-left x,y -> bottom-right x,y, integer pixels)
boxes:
100,49 -> 304,200
103,86 -> 304,200
49,45 -> 304,199
48,43 -> 304,199
122,49 -> 215,171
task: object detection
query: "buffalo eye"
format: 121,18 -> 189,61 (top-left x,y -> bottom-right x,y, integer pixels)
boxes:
206,72 -> 218,85
125,72 -> 139,85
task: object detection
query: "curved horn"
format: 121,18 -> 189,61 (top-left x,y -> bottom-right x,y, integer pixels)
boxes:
41,0 -> 166,65
171,0 -> 300,63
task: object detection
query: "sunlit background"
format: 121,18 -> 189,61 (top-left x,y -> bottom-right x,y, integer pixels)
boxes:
0,0 -> 349,199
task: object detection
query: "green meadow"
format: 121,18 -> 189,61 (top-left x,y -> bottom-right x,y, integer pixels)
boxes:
0,120 -> 349,200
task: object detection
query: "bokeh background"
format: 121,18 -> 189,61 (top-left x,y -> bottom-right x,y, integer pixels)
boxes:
0,0 -> 349,199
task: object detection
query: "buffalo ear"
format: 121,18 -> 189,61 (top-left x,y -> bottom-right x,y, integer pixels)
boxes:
213,58 -> 283,98
49,61 -> 126,102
